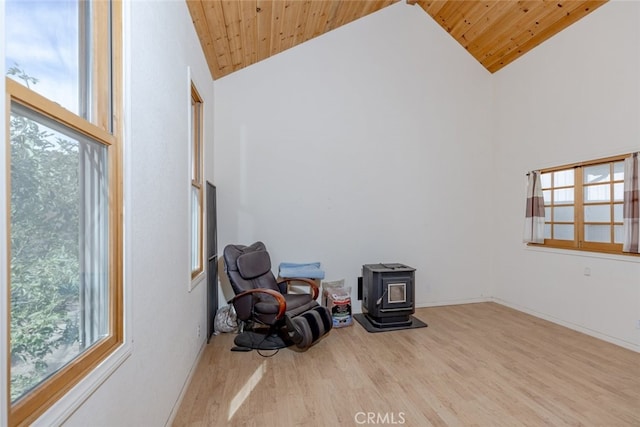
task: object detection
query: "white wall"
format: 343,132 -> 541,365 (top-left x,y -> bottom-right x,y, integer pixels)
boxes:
492,0 -> 640,351
2,0 -> 637,425
213,2 -> 494,311
56,1 -> 213,425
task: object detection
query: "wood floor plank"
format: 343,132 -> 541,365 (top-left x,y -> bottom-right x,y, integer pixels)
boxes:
173,302 -> 640,426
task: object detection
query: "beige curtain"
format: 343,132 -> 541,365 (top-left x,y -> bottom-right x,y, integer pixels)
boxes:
623,152 -> 639,253
523,171 -> 545,244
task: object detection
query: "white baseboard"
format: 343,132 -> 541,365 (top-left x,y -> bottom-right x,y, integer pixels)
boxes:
350,297 -> 492,315
165,339 -> 207,427
492,297 -> 640,353
415,296 -> 493,308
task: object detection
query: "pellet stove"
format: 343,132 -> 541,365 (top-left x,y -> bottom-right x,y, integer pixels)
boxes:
361,263 -> 415,328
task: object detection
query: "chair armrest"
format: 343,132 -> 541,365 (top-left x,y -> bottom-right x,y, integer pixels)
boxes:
229,288 -> 287,320
277,277 -> 320,300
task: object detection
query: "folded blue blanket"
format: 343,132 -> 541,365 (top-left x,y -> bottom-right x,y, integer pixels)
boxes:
278,262 -> 325,279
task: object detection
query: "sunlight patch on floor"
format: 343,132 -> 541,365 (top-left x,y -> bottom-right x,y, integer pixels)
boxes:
228,361 -> 267,421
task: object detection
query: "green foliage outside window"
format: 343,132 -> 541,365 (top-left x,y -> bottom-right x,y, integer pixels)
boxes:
9,68 -> 82,401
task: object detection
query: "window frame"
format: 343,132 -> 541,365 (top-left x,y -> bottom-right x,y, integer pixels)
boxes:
530,153 -> 634,256
4,1 -> 123,425
190,82 -> 204,281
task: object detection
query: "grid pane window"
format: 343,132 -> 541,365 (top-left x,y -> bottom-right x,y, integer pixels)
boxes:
584,225 -> 610,243
584,184 -> 610,202
541,169 -> 575,243
584,205 -> 610,222
582,161 -> 623,245
554,206 -> 574,222
614,226 -> 624,244
535,157 -> 628,254
613,183 -> 624,201
554,224 -> 574,241
554,169 -> 574,186
584,164 -> 610,183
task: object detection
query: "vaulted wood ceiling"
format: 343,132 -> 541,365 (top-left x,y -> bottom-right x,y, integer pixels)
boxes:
187,0 -> 608,80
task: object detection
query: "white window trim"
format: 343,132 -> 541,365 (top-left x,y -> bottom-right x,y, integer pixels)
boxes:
525,245 -> 640,264
31,344 -> 133,426
191,272 -> 206,291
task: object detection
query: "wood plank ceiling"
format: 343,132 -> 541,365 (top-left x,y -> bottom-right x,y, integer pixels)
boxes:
187,0 -> 608,80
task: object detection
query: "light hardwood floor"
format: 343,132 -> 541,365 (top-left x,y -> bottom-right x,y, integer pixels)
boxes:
173,302 -> 640,426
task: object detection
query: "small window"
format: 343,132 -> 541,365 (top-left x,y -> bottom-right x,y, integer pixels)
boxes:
190,83 -> 204,279
537,155 -> 628,254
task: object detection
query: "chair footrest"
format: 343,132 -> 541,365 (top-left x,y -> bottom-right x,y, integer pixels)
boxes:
234,330 -> 288,350
290,306 -> 333,350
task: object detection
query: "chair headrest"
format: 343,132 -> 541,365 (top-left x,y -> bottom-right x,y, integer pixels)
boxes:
237,250 -> 271,280
223,241 -> 267,272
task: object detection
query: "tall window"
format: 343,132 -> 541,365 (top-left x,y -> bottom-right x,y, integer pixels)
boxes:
5,1 -> 122,425
190,83 -> 204,279
538,155 -> 627,254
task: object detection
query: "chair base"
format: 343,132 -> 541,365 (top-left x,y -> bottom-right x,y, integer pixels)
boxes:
233,330 -> 291,350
